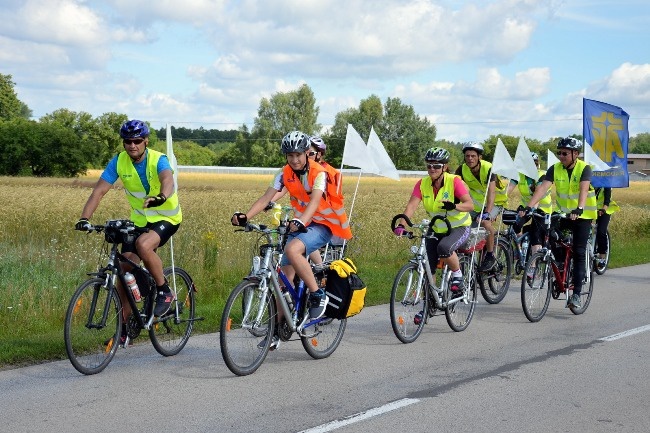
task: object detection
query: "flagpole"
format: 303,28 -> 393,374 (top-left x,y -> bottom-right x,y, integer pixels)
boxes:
165,123 -> 177,294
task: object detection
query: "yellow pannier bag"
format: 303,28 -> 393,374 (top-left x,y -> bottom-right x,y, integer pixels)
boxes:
324,258 -> 367,319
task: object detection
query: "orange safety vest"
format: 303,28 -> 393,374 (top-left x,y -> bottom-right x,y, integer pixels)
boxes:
282,160 -> 352,239
320,161 -> 344,209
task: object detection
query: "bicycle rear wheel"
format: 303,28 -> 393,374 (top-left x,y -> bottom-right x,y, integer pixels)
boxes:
149,267 -> 196,356
480,238 -> 511,304
301,317 -> 347,359
390,263 -> 428,343
220,279 -> 275,376
446,255 -> 477,332
521,251 -> 552,322
594,230 -> 610,275
64,278 -> 122,375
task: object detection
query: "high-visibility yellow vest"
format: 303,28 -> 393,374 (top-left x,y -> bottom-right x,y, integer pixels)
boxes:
461,160 -> 491,212
116,149 -> 182,226
518,170 -> 552,213
420,173 -> 471,233
595,188 -> 620,214
553,159 -> 597,220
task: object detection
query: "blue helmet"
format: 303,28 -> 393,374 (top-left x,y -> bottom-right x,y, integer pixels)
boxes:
120,120 -> 150,139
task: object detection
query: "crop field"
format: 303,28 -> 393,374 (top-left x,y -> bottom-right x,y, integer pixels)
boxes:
1,172 -> 649,366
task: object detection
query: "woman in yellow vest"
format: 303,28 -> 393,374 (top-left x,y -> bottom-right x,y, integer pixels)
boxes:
594,187 -> 619,265
232,131 -> 352,348
394,147 -> 474,322
521,137 -> 597,309
76,120 -> 182,345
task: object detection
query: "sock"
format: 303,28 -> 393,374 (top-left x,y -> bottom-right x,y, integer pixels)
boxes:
451,269 -> 462,278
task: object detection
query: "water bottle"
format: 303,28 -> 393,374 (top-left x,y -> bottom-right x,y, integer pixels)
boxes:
282,290 -> 294,312
271,203 -> 282,226
520,237 -> 529,260
124,272 -> 142,302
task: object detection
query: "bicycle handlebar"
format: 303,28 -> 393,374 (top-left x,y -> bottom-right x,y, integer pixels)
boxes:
391,213 -> 451,238
82,219 -> 149,235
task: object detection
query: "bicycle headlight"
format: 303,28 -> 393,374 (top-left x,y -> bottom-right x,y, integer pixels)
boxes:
410,245 -> 419,255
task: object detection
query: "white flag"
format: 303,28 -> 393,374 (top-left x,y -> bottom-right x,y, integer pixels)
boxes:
547,149 -> 560,168
165,123 -> 178,191
583,140 -> 612,171
491,138 -> 519,180
342,124 -> 378,172
513,136 -> 539,180
366,126 -> 400,181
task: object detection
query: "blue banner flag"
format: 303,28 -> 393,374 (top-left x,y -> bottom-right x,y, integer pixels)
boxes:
583,98 -> 629,188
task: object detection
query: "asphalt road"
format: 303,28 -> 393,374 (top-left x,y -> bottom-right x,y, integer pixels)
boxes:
2,263 -> 649,433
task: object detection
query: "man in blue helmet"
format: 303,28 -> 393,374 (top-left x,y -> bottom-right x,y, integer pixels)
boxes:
75,119 -> 182,346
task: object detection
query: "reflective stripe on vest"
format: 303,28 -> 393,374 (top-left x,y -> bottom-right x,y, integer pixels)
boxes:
553,160 -> 597,219
420,173 -> 471,233
116,149 -> 182,226
461,160 -> 491,212
283,160 -> 352,239
518,170 -> 552,213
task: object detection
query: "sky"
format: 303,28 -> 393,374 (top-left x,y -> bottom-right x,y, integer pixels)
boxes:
2,0 -> 649,143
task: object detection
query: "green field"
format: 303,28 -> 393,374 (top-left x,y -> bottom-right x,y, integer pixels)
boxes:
1,173 -> 649,368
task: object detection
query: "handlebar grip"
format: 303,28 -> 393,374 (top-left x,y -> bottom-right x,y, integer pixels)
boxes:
391,214 -> 413,231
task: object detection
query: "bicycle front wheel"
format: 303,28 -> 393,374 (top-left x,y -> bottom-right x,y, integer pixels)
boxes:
149,267 -> 196,356
445,255 -> 477,332
301,317 -> 347,359
390,263 -> 428,343
480,238 -> 512,304
594,230 -> 610,275
220,279 -> 275,376
521,251 -> 552,322
64,278 -> 122,375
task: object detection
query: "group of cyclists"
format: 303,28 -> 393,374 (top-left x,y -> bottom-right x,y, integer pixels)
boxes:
75,118 -> 617,347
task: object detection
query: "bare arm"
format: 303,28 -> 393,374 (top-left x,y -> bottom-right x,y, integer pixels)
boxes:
80,179 -> 113,220
397,195 -> 421,226
525,179 -> 553,209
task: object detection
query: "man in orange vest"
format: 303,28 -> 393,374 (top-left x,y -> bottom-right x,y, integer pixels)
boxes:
232,131 -> 352,347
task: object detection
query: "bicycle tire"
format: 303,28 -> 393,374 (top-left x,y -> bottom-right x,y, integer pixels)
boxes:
594,230 -> 610,275
220,279 -> 276,376
445,255 -> 477,332
480,238 -> 511,304
521,251 -> 552,322
390,262 -> 428,343
64,278 -> 122,375
149,267 -> 196,356
301,317 -> 347,359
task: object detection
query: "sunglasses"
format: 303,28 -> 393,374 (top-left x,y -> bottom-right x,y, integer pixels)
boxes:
123,138 -> 145,145
307,151 -> 317,156
556,150 -> 571,156
426,163 -> 444,170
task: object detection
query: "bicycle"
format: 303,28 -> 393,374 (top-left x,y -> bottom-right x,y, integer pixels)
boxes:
389,214 -> 479,343
591,220 -> 610,275
521,212 -> 594,322
499,209 -> 531,277
64,219 -> 198,375
220,212 -> 346,376
475,222 -> 511,305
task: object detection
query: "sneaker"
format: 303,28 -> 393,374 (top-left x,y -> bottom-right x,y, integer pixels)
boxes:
568,293 -> 582,308
478,254 -> 496,272
450,276 -> 465,299
597,258 -> 606,267
526,267 -> 535,287
154,285 -> 175,317
257,333 -> 281,351
414,311 -> 424,325
308,288 -> 329,320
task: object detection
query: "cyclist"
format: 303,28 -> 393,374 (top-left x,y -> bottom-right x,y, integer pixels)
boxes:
231,131 -> 353,347
75,119 -> 182,343
394,147 -> 473,313
520,137 -> 597,308
594,186 -> 619,266
508,152 -> 553,269
454,142 -> 501,271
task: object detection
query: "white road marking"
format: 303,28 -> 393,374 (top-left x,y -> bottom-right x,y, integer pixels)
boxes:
600,324 -> 650,341
298,398 -> 420,433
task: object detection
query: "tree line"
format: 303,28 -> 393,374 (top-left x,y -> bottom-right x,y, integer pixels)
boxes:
2,73 -> 649,177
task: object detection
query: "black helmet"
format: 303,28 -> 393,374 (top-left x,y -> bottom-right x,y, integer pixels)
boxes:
462,141 -> 484,155
281,131 -> 310,154
557,137 -> 582,150
424,147 -> 450,163
120,120 -> 150,139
